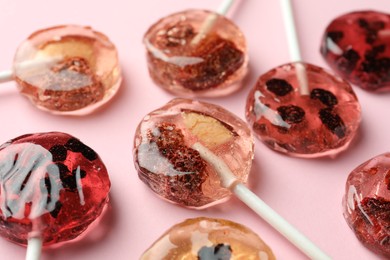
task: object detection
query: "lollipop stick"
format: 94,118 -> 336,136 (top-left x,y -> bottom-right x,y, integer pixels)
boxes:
26,237 -> 42,260
0,56 -> 61,84
0,69 -> 13,83
191,0 -> 236,45
192,142 -> 331,260
280,0 -> 310,95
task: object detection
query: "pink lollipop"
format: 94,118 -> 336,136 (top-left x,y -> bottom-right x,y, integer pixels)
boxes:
0,132 -> 110,260
0,25 -> 122,115
245,0 -> 361,158
343,153 -> 390,257
133,98 -> 331,259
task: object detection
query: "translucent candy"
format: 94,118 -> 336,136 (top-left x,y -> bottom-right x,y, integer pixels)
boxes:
245,62 -> 361,158
343,153 -> 390,257
141,217 -> 275,260
320,10 -> 390,92
0,132 -> 110,246
133,98 -> 254,208
13,25 -> 122,115
143,10 -> 248,97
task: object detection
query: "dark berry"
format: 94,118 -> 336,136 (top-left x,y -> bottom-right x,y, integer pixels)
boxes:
49,145 -> 67,162
310,88 -> 338,107
65,138 -> 97,161
277,105 -> 305,124
327,31 -> 344,43
49,201 -> 63,218
338,49 -> 360,73
55,163 -> 77,190
319,108 -> 346,138
266,78 -> 293,96
198,243 -> 232,260
358,18 -> 369,29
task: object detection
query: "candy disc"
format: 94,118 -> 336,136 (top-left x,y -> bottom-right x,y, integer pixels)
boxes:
141,217 -> 275,260
245,62 -> 361,158
133,98 -> 254,208
144,10 -> 248,97
0,132 -> 110,246
13,25 -> 122,115
343,153 -> 390,257
321,10 -> 390,92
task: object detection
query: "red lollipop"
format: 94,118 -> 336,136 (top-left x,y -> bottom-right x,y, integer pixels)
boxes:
0,132 -> 110,260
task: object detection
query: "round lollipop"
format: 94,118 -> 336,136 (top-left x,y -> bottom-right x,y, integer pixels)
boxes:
0,132 -> 110,260
141,217 -> 275,259
143,0 -> 248,97
245,0 -> 361,158
320,10 -> 390,92
0,25 -> 122,115
343,152 -> 390,257
133,98 -> 331,259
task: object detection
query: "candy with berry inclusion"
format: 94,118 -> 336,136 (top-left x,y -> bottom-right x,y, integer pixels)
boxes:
133,98 -> 253,208
0,132 -> 110,246
245,62 -> 361,158
343,153 -> 390,257
143,10 -> 248,97
141,217 -> 275,260
321,10 -> 390,92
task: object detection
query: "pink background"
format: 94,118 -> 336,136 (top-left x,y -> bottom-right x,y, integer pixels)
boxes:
0,0 -> 389,259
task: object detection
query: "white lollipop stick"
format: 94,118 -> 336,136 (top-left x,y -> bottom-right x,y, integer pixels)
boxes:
192,142 -> 331,260
0,69 -> 13,83
0,56 -> 61,84
280,0 -> 310,95
26,237 -> 42,260
191,0 -> 235,45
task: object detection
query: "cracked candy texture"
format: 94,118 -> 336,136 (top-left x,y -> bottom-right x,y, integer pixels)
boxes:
343,153 -> 390,257
321,11 -> 390,92
245,62 -> 361,158
0,132 -> 110,246
141,217 -> 275,260
133,98 -> 254,208
144,10 -> 247,97
13,25 -> 122,114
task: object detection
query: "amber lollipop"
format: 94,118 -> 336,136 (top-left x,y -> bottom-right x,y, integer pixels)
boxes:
245,0 -> 361,158
133,98 -> 331,259
0,25 -> 122,115
143,0 -> 248,97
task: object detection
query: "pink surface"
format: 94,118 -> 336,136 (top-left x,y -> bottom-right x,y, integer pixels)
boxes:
0,0 -> 389,259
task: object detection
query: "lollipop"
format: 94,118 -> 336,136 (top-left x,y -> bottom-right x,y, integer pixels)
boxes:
245,0 -> 361,158
141,217 -> 275,259
343,153 -> 390,257
133,98 -> 331,259
320,10 -> 390,92
0,25 -> 122,115
0,132 -> 110,260
143,0 -> 247,97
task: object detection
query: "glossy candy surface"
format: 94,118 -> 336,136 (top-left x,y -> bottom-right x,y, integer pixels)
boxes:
0,132 -> 110,246
141,217 -> 275,260
343,153 -> 390,257
133,98 -> 254,208
13,25 -> 122,114
245,62 -> 361,158
144,10 -> 248,97
321,10 -> 390,92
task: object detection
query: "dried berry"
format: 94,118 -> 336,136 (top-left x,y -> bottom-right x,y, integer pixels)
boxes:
277,105 -> 305,124
65,138 -> 97,161
319,108 -> 346,138
310,88 -> 338,107
198,243 -> 232,260
338,49 -> 360,74
49,145 -> 67,162
327,31 -> 344,43
266,78 -> 293,96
